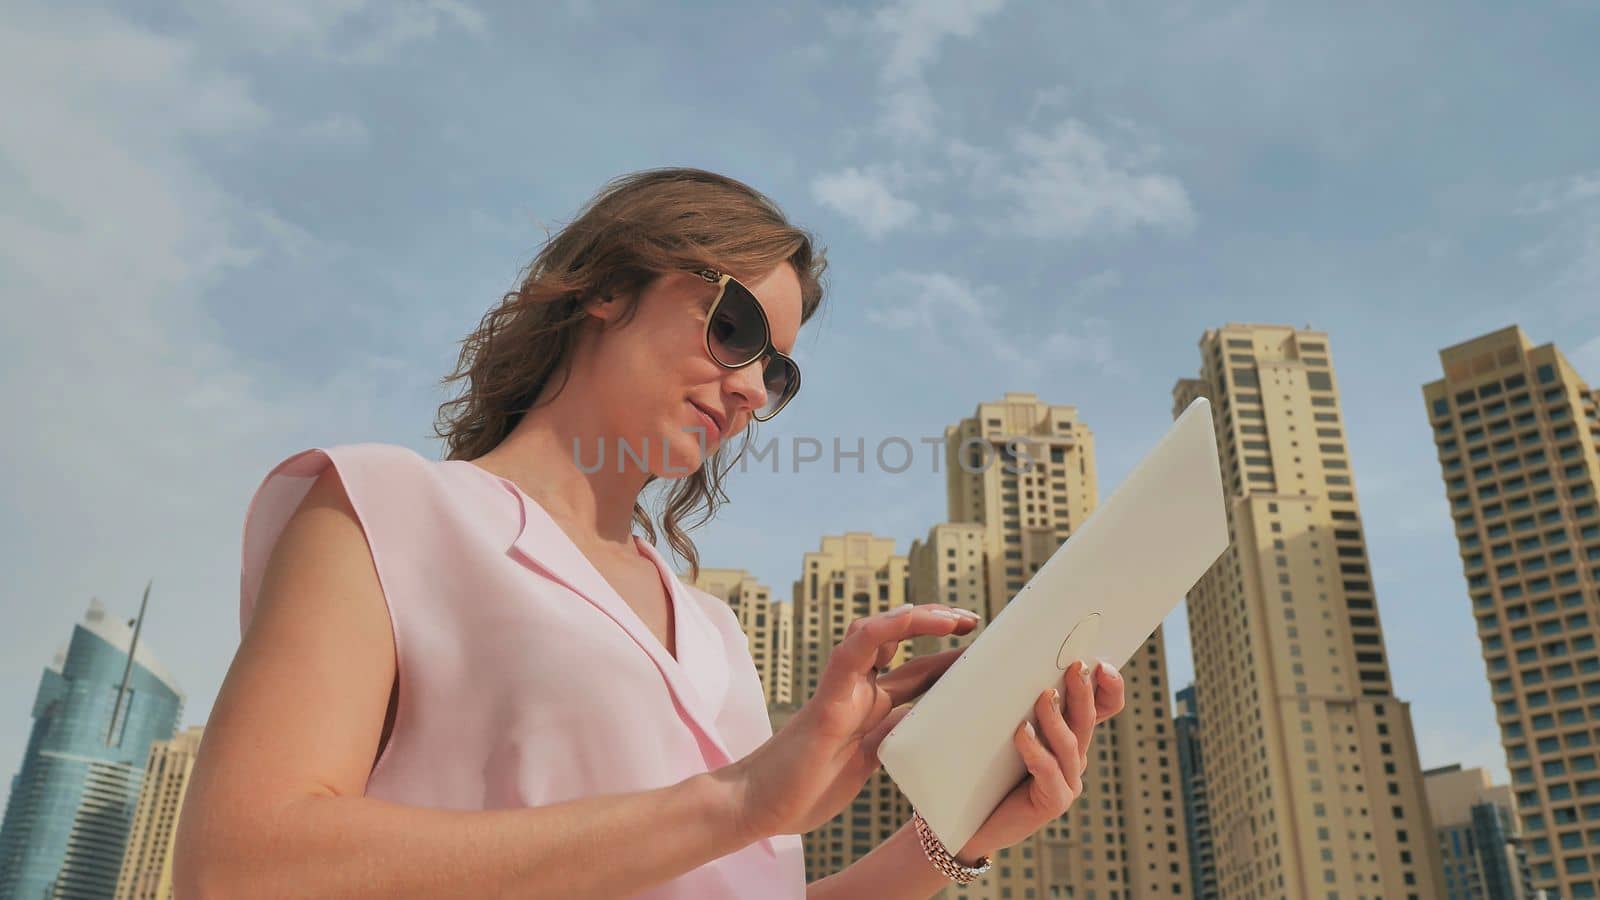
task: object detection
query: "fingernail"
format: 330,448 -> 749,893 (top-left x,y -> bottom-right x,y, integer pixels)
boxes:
1078,662 -> 1093,685
955,608 -> 981,620
1023,721 -> 1036,739
1050,688 -> 1060,711
930,609 -> 962,620
889,604 -> 913,616
1096,658 -> 1120,681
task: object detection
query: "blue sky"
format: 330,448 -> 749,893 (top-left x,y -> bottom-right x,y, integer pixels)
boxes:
3,0 -> 1599,794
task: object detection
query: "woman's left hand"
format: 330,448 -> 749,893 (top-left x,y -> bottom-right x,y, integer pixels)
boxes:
953,658 -> 1126,864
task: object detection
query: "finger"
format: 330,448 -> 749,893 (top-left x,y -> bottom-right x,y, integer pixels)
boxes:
818,605 -> 977,697
874,646 -> 969,706
1036,688 -> 1084,797
1014,715 -> 1074,816
1063,661 -> 1097,770
874,639 -> 896,671
1091,658 -> 1125,723
863,705 -> 914,762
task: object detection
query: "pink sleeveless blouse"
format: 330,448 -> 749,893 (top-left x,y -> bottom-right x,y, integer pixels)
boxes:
238,443 -> 806,898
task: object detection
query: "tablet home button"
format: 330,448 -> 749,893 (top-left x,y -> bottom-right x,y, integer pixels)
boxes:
1055,612 -> 1102,671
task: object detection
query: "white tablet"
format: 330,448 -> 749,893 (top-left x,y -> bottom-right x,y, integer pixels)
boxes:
878,397 -> 1230,853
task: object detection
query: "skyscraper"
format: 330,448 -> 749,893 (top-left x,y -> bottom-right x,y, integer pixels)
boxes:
1174,324 -> 1446,897
113,725 -> 204,900
1423,763 -> 1542,900
908,392 -> 1192,900
940,392 -> 1097,613
791,533 -> 909,704
790,533 -> 910,881
906,522 -> 987,655
1422,325 -> 1600,897
1175,684 -> 1219,900
0,598 -> 183,899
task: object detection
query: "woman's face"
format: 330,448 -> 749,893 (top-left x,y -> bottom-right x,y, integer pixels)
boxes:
581,262 -> 803,477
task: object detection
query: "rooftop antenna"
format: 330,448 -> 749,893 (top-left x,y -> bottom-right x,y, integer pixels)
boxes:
106,579 -> 152,748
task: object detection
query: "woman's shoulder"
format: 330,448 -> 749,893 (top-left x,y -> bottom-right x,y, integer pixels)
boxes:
242,443 -> 456,570
250,442 -> 453,500
251,441 -> 429,479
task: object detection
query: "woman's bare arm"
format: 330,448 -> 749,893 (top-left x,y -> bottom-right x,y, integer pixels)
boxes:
173,467 -> 761,898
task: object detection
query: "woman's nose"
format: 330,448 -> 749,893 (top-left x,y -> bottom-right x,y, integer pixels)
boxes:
726,358 -> 770,418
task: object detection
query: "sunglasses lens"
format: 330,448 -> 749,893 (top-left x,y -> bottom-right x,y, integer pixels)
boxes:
707,281 -> 768,366
757,356 -> 799,420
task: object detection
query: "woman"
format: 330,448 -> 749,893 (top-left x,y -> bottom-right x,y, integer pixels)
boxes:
173,167 -> 1126,898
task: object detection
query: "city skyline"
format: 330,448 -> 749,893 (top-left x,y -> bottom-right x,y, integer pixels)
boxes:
3,330 -> 1590,805
698,391 -> 1194,897
6,0 -> 1600,824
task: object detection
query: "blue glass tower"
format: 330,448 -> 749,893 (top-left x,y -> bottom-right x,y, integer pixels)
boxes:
0,598 -> 183,899
1175,684 -> 1218,900
1426,763 -> 1547,900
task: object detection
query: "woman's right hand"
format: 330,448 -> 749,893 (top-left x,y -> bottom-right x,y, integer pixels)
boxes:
725,603 -> 980,840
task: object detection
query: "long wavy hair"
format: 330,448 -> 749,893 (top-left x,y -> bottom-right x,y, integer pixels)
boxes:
433,167 -> 829,581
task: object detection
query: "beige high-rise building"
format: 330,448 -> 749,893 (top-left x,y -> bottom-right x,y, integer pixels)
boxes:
113,725 -> 204,900
791,533 -> 911,880
1422,325 -> 1600,898
691,567 -> 794,705
943,392 -> 1098,612
792,533 -> 910,702
1174,323 -> 1446,899
907,522 -> 988,654
907,392 -> 1193,900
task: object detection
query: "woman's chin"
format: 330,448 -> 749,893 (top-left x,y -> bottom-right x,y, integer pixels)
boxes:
655,431 -> 713,476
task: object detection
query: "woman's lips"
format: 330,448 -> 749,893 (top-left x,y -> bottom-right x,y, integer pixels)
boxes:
689,402 -> 722,443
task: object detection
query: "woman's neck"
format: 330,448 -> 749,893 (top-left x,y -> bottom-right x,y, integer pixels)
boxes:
471,401 -> 649,551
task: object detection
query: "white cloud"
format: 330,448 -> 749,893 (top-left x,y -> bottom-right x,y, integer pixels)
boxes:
830,0 -> 1008,144
183,0 -> 485,63
298,113 -> 371,150
811,167 -> 920,238
342,0 -> 486,65
1572,332 -> 1600,381
1040,319 -> 1120,373
191,0 -> 368,45
1074,268 -> 1123,298
1515,169 -> 1600,216
867,271 -> 1126,377
822,119 -> 1195,244
1025,84 -> 1074,126
818,1 -> 1195,246
1511,168 -> 1600,327
1557,220 -> 1600,299
977,119 -> 1196,241
868,272 -> 1004,342
0,8 -> 265,308
0,3 -> 397,775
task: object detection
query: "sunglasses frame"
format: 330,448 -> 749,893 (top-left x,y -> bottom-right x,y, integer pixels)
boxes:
693,268 -> 800,421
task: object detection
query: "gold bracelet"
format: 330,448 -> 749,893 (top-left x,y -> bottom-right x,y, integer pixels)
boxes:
911,809 -> 992,885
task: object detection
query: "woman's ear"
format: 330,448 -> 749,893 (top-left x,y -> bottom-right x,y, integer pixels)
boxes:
582,292 -> 621,322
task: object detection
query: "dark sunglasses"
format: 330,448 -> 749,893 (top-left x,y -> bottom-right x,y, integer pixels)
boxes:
693,268 -> 800,421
